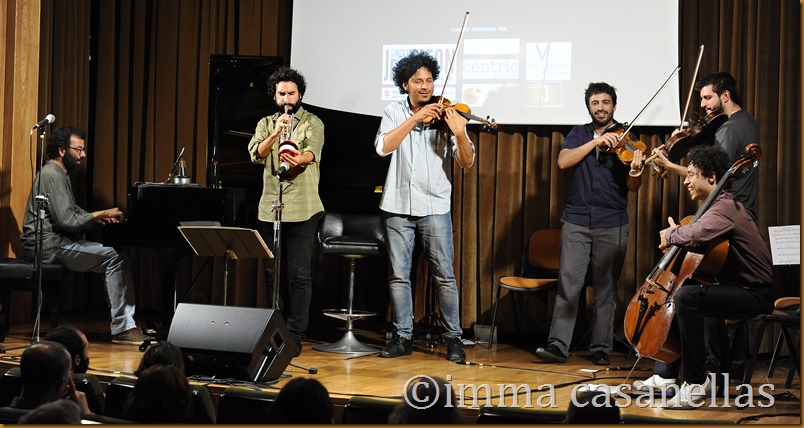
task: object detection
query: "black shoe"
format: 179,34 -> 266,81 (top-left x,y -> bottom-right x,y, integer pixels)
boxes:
379,333 -> 412,358
445,336 -> 466,363
535,344 -> 567,363
591,350 -> 610,366
294,339 -> 302,358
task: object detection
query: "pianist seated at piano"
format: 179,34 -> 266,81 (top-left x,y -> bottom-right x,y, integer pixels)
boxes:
19,125 -> 150,346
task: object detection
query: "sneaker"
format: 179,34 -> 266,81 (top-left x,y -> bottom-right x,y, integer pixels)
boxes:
633,374 -> 677,392
535,343 -> 567,363
591,350 -> 610,366
379,333 -> 412,358
662,377 -> 711,409
445,336 -> 466,363
111,327 -> 151,345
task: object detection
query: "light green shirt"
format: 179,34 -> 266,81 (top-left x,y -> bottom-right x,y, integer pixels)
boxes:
248,106 -> 325,222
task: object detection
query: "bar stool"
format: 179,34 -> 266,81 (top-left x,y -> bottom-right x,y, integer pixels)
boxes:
314,212 -> 385,355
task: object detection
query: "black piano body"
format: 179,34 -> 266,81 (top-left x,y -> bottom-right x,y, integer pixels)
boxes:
102,183 -> 251,333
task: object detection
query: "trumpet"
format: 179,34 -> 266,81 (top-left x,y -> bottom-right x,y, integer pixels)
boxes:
276,105 -> 298,177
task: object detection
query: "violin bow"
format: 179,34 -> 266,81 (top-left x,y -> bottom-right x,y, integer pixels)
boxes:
616,65 -> 681,144
435,11 -> 470,108
678,45 -> 705,130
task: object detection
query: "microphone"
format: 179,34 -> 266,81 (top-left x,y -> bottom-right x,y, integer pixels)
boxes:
32,114 -> 55,130
276,140 -> 298,177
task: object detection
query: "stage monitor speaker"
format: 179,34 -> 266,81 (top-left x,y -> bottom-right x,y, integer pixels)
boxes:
167,303 -> 293,383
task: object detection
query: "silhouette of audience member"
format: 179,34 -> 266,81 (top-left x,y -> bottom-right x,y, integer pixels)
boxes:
564,390 -> 620,424
123,365 -> 191,423
9,341 -> 90,415
18,399 -> 82,424
44,326 -> 90,373
134,340 -> 185,377
388,375 -> 464,424
266,377 -> 334,424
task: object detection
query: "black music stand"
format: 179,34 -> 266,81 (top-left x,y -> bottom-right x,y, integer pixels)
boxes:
178,226 -> 273,305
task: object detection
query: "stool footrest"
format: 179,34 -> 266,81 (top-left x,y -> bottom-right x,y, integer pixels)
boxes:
313,330 -> 379,355
322,309 -> 376,321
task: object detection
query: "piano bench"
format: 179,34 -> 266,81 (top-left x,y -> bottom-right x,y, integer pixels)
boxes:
0,258 -> 68,342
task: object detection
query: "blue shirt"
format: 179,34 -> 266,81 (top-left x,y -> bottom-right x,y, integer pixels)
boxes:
561,123 -> 631,228
374,99 -> 474,216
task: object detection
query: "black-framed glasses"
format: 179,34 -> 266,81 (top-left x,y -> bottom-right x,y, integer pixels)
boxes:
69,146 -> 86,154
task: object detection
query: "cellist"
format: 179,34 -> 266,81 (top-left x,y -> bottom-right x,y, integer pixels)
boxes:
651,146 -> 774,409
635,72 -> 761,395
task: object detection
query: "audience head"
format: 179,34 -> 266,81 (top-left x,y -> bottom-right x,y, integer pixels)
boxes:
18,341 -> 72,408
388,375 -> 464,424
266,377 -> 334,424
18,399 -> 82,424
44,326 -> 90,373
565,390 -> 621,424
123,365 -> 191,423
135,340 -> 185,377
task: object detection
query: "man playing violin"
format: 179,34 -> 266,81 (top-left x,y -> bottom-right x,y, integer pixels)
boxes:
636,72 -> 760,394
374,50 -> 475,363
536,82 -> 644,366
653,72 -> 759,217
655,145 -> 773,408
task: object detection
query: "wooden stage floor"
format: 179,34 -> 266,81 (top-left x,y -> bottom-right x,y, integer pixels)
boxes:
0,311 -> 799,424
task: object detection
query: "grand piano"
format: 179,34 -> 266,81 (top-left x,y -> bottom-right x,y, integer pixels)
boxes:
101,55 -> 389,332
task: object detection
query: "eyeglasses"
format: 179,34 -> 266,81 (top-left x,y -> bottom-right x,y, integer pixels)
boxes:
69,146 -> 86,155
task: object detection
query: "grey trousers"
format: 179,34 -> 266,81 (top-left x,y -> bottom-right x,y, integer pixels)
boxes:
546,221 -> 629,356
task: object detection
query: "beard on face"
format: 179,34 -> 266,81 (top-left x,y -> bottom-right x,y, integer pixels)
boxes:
75,355 -> 89,374
62,150 -> 80,173
280,100 -> 302,113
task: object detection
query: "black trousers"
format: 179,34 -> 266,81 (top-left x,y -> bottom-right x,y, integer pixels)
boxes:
258,214 -> 321,339
672,283 -> 774,384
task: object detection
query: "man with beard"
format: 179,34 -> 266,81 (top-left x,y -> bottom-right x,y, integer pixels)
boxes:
536,82 -> 644,366
44,326 -> 90,373
20,126 -> 147,345
634,72 -> 760,394
248,67 -> 324,357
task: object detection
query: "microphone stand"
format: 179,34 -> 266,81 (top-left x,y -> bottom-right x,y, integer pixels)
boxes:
1,129 -> 49,354
271,171 -> 317,375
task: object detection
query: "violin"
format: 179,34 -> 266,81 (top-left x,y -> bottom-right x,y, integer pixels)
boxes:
601,123 -> 662,177
663,110 -> 727,161
422,96 -> 498,130
622,144 -> 761,363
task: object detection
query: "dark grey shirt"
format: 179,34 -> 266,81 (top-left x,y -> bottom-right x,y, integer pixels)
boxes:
715,109 -> 760,218
20,161 -> 94,261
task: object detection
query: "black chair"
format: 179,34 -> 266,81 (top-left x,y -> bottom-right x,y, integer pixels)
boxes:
216,386 -> 278,424
0,406 -> 29,423
340,396 -> 400,424
744,297 -> 800,387
476,406 -> 567,424
314,212 -> 385,355
0,258 -> 68,341
103,376 -> 136,419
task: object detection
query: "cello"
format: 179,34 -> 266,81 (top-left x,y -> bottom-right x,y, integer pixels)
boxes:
622,144 -> 761,363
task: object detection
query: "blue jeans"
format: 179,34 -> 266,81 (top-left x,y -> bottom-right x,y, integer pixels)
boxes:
48,240 -> 137,335
383,213 -> 462,339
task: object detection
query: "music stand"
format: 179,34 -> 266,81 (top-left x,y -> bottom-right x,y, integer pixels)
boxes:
178,226 -> 273,306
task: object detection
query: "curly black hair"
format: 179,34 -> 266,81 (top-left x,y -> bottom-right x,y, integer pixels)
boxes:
697,72 -> 741,106
46,126 -> 87,160
687,145 -> 730,182
267,66 -> 307,98
584,82 -> 617,107
392,50 -> 440,94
